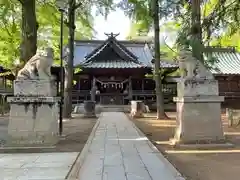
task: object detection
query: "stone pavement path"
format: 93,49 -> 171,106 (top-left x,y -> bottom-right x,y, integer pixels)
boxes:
0,152 -> 78,180
78,112 -> 184,180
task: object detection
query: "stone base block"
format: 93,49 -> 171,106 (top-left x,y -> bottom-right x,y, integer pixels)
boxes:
6,97 -> 60,147
6,133 -> 58,147
177,79 -> 219,97
173,96 -> 225,144
14,80 -> 57,96
131,100 -> 144,118
83,101 -> 96,118
83,113 -> 97,118
169,138 -> 234,150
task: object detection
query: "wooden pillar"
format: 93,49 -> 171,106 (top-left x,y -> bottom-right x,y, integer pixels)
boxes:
0,95 -> 3,115
3,78 -> 6,89
90,77 -> 96,101
141,79 -> 144,92
78,75 -> 81,91
128,76 -> 133,100
0,78 -> 3,87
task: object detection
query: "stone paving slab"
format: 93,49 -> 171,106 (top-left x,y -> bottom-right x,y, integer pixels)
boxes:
0,152 -> 78,180
78,112 -> 185,180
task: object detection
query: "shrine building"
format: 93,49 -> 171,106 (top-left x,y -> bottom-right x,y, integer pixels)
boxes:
70,33 -> 240,108
1,33 -> 239,109
70,33 -> 178,105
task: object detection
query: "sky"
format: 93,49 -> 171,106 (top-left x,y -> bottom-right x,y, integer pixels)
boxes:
93,8 -> 177,46
93,9 -> 131,40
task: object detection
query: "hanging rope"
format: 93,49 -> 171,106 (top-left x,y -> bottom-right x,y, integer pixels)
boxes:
94,77 -> 129,89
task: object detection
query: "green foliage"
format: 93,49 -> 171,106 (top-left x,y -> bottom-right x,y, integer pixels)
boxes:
0,0 -> 21,68
36,0 -> 93,65
0,0 -> 94,70
122,0 -> 240,55
127,22 -> 149,39
74,67 -> 82,74
210,30 -> 240,51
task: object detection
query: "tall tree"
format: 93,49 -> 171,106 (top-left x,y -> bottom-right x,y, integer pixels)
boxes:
191,0 -> 203,61
62,0 -> 115,118
152,0 -> 166,119
18,0 -> 38,63
0,0 -> 93,71
118,0 -> 168,118
175,0 -> 240,48
63,0 -> 76,118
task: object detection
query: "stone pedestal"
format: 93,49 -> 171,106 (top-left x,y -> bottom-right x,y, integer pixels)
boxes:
83,101 -> 96,118
6,80 -> 60,147
172,79 -> 225,145
131,100 -> 144,118
14,80 -> 57,96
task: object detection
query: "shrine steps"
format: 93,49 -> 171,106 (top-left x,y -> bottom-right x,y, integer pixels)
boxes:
73,104 -> 130,114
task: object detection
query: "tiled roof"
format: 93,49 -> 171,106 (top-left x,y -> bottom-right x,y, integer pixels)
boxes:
83,37 -> 138,64
204,47 -> 240,75
74,40 -> 152,67
73,39 -> 177,69
82,60 -> 147,68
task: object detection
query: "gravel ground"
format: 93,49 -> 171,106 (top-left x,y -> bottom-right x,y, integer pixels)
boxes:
132,112 -> 240,180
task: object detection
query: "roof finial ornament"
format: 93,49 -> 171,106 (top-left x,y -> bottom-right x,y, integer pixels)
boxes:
104,32 -> 120,38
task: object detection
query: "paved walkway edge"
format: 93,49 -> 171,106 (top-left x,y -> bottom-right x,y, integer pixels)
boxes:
66,117 -> 101,180
128,115 -> 186,180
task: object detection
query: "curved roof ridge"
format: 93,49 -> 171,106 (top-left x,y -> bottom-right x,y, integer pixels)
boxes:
82,36 -> 141,65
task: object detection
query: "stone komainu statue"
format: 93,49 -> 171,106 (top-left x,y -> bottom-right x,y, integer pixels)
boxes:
177,49 -> 214,80
17,47 -> 54,80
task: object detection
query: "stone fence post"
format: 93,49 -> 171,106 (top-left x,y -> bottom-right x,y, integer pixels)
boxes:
226,108 -> 240,127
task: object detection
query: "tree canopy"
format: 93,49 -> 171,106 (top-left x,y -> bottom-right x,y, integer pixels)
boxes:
0,0 -> 94,69
0,0 -> 239,69
120,0 -> 240,53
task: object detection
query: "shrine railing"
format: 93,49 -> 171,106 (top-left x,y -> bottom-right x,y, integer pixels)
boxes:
220,92 -> 240,98
71,83 -> 177,104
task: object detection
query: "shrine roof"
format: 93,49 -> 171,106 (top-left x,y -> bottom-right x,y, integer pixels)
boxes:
72,37 -> 177,69
81,60 -> 147,69
141,46 -> 240,75
204,47 -> 240,75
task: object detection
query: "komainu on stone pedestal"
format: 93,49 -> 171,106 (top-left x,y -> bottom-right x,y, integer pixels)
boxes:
6,47 -> 60,147
17,47 -> 54,80
172,48 -> 225,146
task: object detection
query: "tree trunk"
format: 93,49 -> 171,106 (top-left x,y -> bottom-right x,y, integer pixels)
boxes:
20,0 -> 38,63
191,0 -> 203,61
152,0 -> 167,119
63,0 -> 75,118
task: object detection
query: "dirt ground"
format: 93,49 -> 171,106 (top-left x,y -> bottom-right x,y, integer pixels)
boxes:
0,114 -> 97,153
132,112 -> 240,180
55,115 -> 97,152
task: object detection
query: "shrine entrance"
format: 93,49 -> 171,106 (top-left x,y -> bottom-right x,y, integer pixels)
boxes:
94,76 -> 131,105
71,33 -> 178,106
